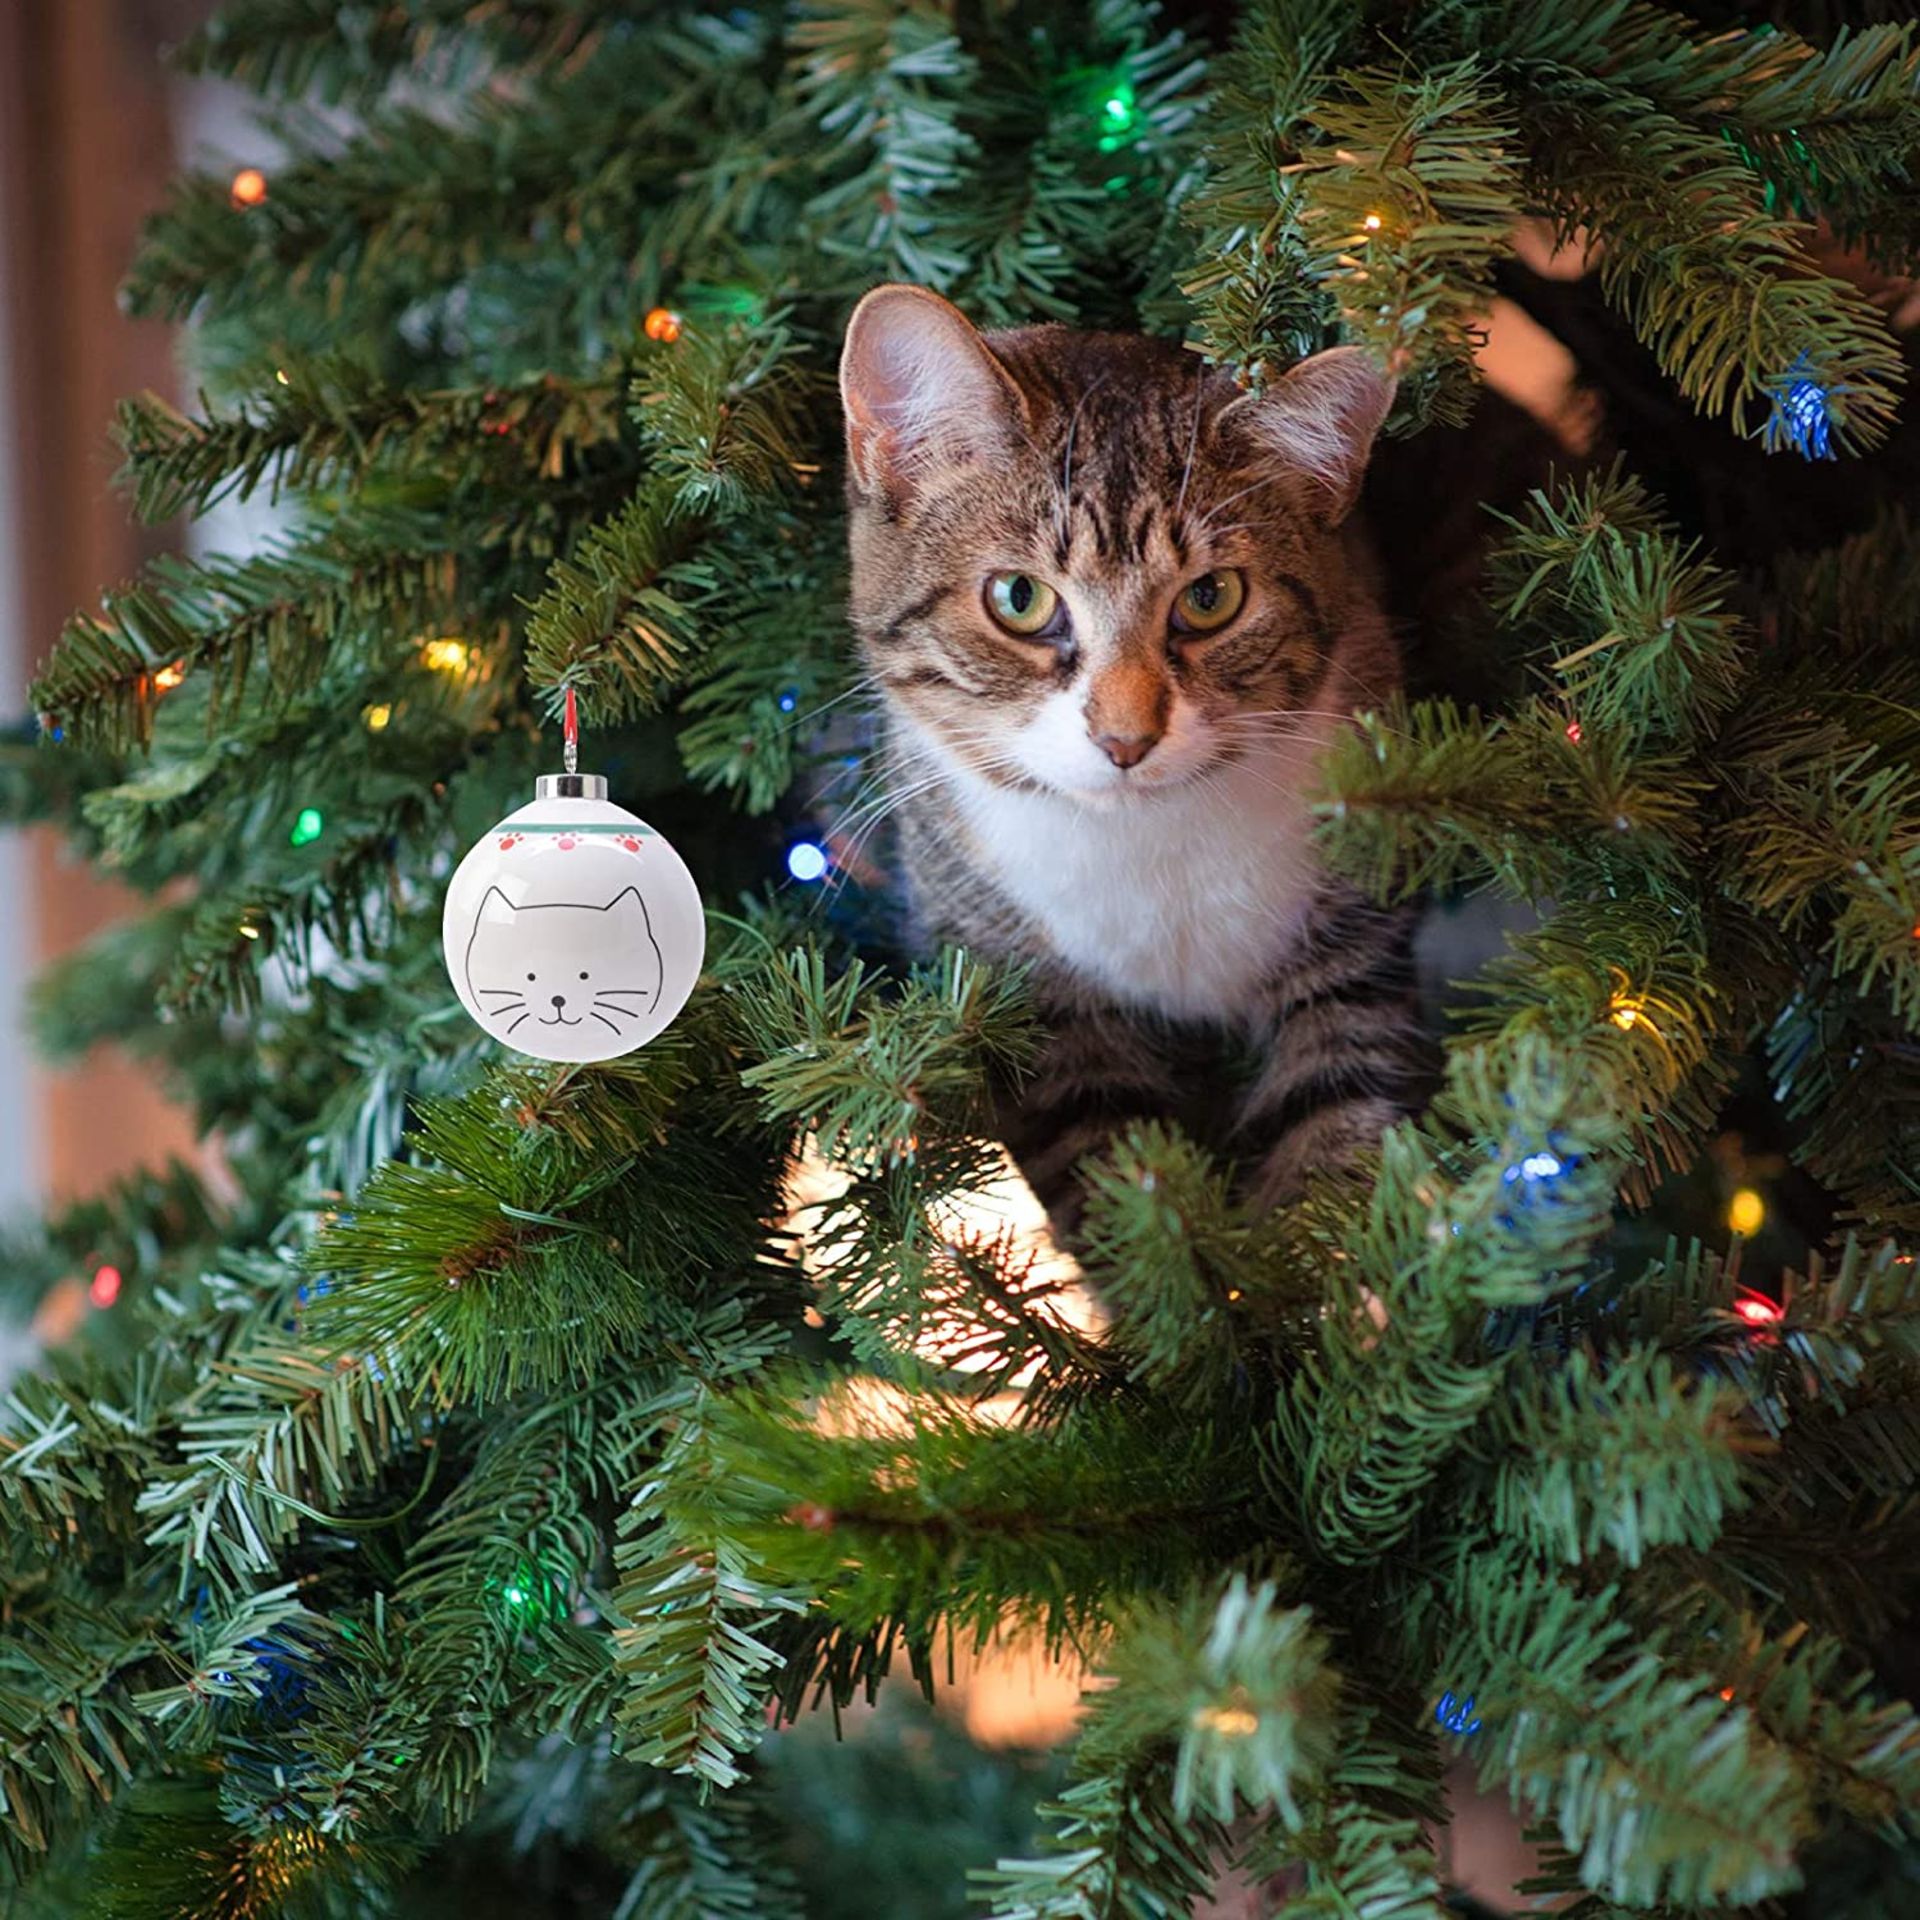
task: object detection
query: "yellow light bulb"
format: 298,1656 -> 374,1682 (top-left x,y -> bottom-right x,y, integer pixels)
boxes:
1362,212 -> 1384,231
1194,1705 -> 1260,1738
152,659 -> 188,692
1609,999 -> 1642,1031
421,638 -> 471,674
363,702 -> 393,731
1728,1188 -> 1765,1236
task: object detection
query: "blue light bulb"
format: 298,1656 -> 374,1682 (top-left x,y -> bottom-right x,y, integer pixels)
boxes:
786,840 -> 829,883
1767,354 -> 1835,460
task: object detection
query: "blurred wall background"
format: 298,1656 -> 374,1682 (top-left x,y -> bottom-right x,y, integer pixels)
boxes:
0,1 -> 220,1221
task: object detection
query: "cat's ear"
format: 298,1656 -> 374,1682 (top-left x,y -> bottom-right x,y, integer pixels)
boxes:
841,285 -> 1028,497
1232,347 -> 1395,525
478,885 -> 519,918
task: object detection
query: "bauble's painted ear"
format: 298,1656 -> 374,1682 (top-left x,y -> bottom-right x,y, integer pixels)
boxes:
1229,346 -> 1395,525
478,885 -> 520,918
840,284 -> 1029,499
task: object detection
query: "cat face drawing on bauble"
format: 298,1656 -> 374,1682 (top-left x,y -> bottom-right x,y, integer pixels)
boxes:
463,884 -> 665,1062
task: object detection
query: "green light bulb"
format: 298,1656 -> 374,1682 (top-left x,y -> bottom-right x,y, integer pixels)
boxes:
1097,79 -> 1137,152
289,807 -> 324,847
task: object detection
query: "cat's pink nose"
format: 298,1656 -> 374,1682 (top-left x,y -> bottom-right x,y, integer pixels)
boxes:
1093,729 -> 1161,770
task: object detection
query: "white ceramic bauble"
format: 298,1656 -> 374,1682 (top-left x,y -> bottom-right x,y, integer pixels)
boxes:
441,775 -> 704,1062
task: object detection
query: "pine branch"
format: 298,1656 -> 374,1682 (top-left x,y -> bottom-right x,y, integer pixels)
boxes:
682,1388 -> 1256,1649
792,0 -> 980,289
1718,707 -> 1920,1025
613,1358 -> 804,1792
114,367 -> 628,523
519,477 -> 711,720
1420,1549 -> 1810,1906
1181,0 -> 1360,372
1313,699 -> 1708,906
176,0 -> 621,105
33,511 -> 466,753
309,1052 -> 779,1403
1489,460 -> 1751,741
1475,1347 -> 1757,1568
0,1589 -> 168,1868
126,17 -> 781,329
1286,57 -> 1524,423
1270,1036 -> 1624,1565
1078,1124 -> 1312,1399
613,1774 -> 809,1920
134,1325 -> 427,1594
1088,1576 -> 1341,1828
734,945 -> 1040,1170
976,1757 -> 1226,1920
1519,83 -> 1904,451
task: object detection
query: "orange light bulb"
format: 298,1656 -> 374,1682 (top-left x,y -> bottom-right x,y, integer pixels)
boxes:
229,167 -> 268,209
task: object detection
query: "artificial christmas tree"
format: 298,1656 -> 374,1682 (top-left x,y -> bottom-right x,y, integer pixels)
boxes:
6,2 -> 1920,1915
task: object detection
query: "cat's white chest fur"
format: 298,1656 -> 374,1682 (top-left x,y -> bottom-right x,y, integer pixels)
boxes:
942,729 -> 1335,1022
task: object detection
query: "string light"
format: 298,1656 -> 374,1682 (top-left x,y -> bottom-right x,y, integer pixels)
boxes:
89,1264 -> 123,1307
1767,354 -> 1834,460
1097,77 -> 1137,150
289,807 -> 324,848
421,638 -> 472,674
1607,970 -> 1648,1032
1435,1691 -> 1483,1736
274,367 -> 290,386
778,688 -> 799,714
644,307 -> 682,343
1193,1705 -> 1260,1737
1734,1288 -> 1782,1327
786,839 -> 829,883
152,660 -> 188,692
1565,720 -> 1583,744
229,166 -> 268,208
1362,211 -> 1384,231
363,703 -> 393,731
1728,1187 -> 1766,1236
238,921 -> 261,941
1505,1150 -> 1566,1185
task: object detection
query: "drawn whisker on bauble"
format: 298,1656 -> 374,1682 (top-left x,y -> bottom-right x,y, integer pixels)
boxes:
506,1010 -> 532,1035
592,998 -> 644,1019
476,986 -> 526,998
590,1011 -> 621,1034
592,986 -> 654,996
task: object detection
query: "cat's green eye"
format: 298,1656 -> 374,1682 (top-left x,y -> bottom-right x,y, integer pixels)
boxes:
985,571 -> 1064,639
1171,568 -> 1246,635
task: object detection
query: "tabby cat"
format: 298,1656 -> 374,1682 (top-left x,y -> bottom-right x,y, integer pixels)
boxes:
839,284 -> 1431,1222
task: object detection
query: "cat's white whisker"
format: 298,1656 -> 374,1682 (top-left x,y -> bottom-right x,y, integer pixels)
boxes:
1175,360 -> 1208,524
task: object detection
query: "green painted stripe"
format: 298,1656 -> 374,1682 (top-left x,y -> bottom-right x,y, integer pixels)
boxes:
507,822 -> 657,837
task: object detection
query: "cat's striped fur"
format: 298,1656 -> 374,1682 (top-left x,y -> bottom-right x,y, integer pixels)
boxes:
841,286 -> 1431,1223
